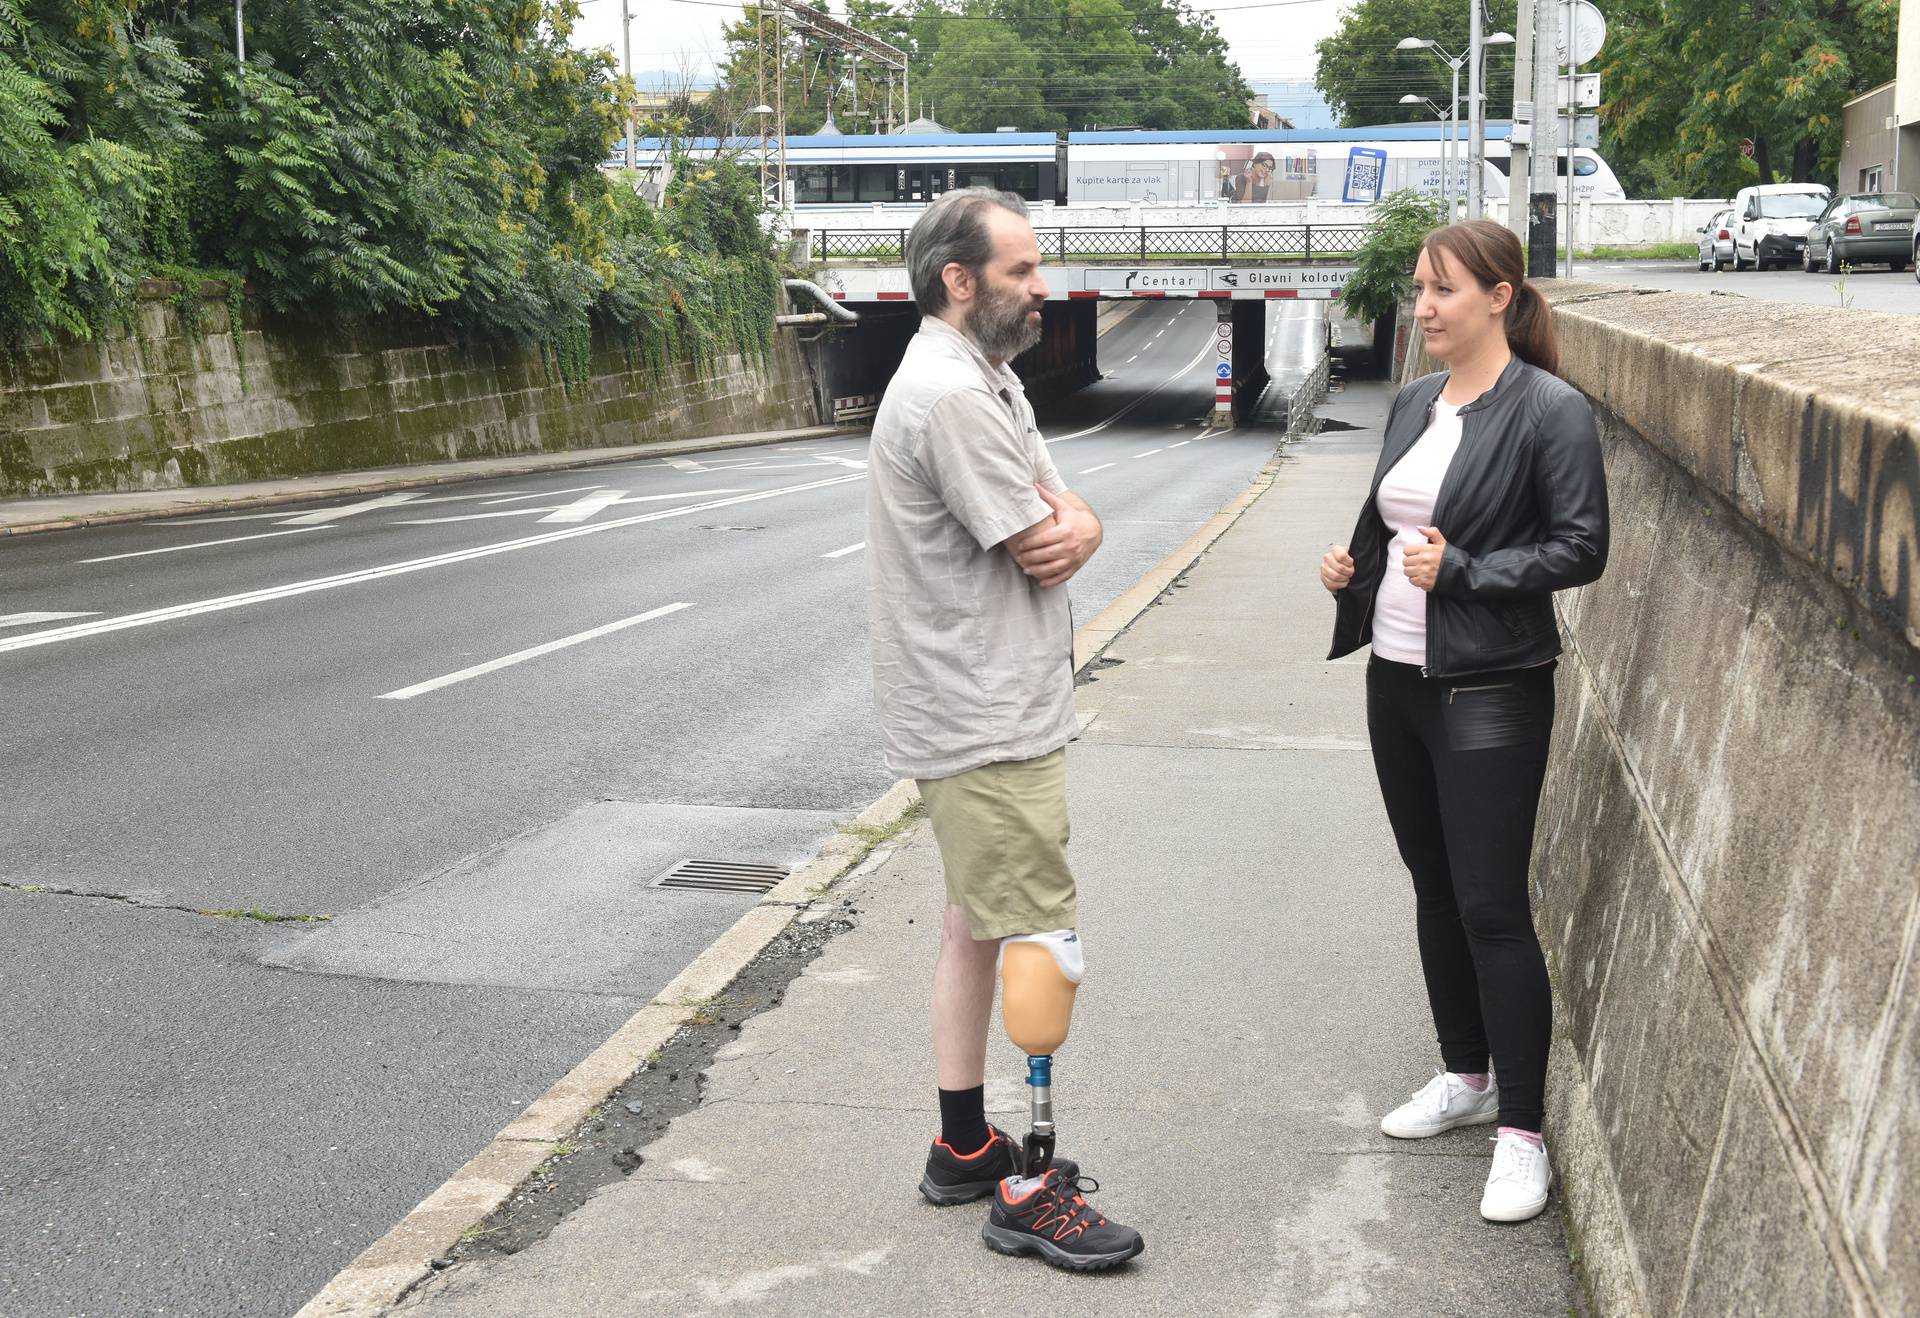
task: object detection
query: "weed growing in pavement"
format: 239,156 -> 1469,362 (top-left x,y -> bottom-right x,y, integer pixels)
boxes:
1835,261 -> 1856,309
195,908 -> 331,924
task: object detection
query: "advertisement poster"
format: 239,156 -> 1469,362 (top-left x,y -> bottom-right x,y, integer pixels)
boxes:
1215,145 -> 1315,202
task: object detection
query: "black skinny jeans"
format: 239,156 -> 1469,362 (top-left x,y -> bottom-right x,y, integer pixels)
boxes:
1366,656 -> 1556,1132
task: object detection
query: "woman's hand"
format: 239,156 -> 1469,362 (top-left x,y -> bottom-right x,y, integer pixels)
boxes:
1320,544 -> 1355,593
1403,527 -> 1447,592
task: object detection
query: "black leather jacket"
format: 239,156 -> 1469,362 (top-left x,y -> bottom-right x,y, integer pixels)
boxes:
1328,357 -> 1609,679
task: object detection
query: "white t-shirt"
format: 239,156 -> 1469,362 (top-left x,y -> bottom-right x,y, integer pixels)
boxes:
1371,399 -> 1465,665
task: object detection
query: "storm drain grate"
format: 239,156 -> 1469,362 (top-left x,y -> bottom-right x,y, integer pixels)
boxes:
654,858 -> 792,894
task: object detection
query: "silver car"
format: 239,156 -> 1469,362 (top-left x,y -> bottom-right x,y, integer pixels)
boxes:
1696,208 -> 1735,271
1802,192 -> 1918,273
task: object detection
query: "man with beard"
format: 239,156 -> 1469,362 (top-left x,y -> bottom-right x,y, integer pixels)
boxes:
867,188 -> 1143,1270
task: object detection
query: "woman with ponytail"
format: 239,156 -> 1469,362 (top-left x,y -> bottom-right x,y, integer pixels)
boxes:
1318,219 -> 1608,1223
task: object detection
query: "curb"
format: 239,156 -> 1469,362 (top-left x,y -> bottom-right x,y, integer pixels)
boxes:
0,425 -> 859,539
294,387 -> 1310,1318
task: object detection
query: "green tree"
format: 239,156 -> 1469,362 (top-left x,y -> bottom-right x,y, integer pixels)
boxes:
1315,0 -> 1518,128
1598,0 -> 1896,193
922,18 -> 1056,132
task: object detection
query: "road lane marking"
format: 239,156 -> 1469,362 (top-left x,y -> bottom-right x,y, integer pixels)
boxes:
395,490 -> 742,525
482,486 -> 603,505
79,527 -> 328,563
1047,337 -> 1214,444
1126,354 -> 1139,363
821,541 -> 866,559
277,492 -> 423,525
665,457 -> 709,472
0,474 -> 863,656
1133,449 -> 1163,458
0,612 -> 101,628
376,603 -> 694,700
1078,463 -> 1116,474
538,489 -> 630,524
1169,440 -> 1191,448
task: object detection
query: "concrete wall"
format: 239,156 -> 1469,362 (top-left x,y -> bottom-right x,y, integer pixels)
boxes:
1397,288 -> 1920,1315
0,282 -> 818,496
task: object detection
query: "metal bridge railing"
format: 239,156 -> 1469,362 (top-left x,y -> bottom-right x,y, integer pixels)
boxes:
811,225 -> 1368,264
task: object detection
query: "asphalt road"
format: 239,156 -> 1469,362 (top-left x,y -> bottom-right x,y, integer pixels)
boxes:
1574,257 -> 1920,315
0,299 -> 1324,1317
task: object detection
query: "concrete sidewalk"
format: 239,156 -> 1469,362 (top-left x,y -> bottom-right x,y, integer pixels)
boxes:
393,380 -> 1585,1316
0,423 -> 853,536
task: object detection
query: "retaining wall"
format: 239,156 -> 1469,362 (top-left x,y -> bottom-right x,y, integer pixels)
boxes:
1401,285 -> 1920,1315
0,283 -> 818,496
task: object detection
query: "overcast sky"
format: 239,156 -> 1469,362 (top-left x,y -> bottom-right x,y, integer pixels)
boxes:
567,0 -> 1350,88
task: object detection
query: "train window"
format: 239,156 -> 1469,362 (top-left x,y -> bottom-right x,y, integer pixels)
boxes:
959,167 -> 1000,190
997,163 -> 1039,197
856,164 -> 893,202
1553,156 -> 1599,177
1487,158 -> 1511,176
795,165 -> 833,203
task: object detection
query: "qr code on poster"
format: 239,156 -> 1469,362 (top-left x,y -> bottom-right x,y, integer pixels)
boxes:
1343,148 -> 1386,203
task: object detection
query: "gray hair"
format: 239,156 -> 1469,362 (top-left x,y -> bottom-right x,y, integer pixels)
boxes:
906,188 -> 1031,315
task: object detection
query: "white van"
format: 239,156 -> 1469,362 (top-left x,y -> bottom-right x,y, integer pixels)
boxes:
1730,182 -> 1832,271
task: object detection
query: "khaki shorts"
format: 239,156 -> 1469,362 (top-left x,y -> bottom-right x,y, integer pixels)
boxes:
917,749 -> 1077,941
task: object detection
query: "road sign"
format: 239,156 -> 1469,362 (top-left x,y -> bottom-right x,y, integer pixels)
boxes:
1551,0 -> 1607,67
1216,362 -> 1233,379
1556,73 -> 1600,110
1741,138 -> 1755,159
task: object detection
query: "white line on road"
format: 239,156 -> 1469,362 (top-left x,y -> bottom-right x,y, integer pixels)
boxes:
277,492 -> 423,526
537,489 -> 630,524
80,527 -> 327,563
1126,354 -> 1139,363
1079,463 -> 1116,474
1047,336 -> 1214,444
395,489 -> 743,525
376,603 -> 694,700
1133,449 -> 1163,458
0,474 -> 863,656
482,486 -> 602,505
821,541 -> 866,559
0,612 -> 101,628
1169,440 -> 1192,448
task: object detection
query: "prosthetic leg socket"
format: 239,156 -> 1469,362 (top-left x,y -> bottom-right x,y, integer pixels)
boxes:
1000,931 -> 1084,1177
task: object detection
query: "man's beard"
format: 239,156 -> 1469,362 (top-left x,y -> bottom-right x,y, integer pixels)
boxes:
966,279 -> 1044,361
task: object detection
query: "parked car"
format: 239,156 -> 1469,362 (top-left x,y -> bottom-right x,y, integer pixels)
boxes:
1730,182 -> 1831,270
1696,208 -> 1735,271
1802,193 -> 1918,273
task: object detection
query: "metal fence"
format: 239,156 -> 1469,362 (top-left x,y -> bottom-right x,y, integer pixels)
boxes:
812,226 -> 1369,264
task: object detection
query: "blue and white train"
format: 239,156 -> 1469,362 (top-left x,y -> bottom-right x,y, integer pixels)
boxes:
610,122 -> 1624,208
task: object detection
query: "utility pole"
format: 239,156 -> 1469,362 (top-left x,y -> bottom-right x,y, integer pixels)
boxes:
234,0 -> 246,109
1564,0 -> 1576,276
757,5 -> 768,198
1468,0 -> 1484,215
775,4 -> 787,211
1527,0 -> 1560,276
621,0 -> 636,171
1509,0 -> 1532,242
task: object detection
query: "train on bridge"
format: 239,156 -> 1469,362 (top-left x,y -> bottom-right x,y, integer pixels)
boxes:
609,123 -> 1625,208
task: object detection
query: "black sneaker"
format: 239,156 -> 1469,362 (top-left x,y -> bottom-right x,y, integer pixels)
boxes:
919,1125 -> 1079,1206
981,1167 -> 1145,1271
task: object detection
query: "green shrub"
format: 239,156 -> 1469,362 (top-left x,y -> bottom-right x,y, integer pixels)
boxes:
1338,190 -> 1446,326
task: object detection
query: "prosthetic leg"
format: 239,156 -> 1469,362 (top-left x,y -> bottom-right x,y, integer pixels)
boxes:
999,930 -> 1084,1177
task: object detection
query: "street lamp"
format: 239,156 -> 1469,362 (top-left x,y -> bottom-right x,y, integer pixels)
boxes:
1397,95 -> 1451,215
1398,38 -> 1463,219
1473,31 -> 1516,217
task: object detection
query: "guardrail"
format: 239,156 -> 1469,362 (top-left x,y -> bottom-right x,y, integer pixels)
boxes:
813,225 -> 1370,264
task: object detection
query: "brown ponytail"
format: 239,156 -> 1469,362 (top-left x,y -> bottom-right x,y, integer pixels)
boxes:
1420,220 -> 1560,377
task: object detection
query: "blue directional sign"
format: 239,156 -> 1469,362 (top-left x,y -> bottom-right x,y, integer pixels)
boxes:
1216,362 -> 1232,379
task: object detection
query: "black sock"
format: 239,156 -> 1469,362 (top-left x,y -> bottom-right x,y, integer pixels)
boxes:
937,1085 -> 990,1154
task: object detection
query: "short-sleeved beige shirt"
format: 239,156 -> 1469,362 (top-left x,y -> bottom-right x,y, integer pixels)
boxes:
866,317 -> 1075,781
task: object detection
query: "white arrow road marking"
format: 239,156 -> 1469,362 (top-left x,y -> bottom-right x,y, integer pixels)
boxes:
537,489 -> 629,524
0,474 -> 862,656
277,492 -> 423,525
0,612 -> 101,629
810,455 -> 869,470
376,602 -> 695,701
483,486 -> 602,505
394,489 -> 742,525
80,527 -> 328,563
821,541 -> 865,559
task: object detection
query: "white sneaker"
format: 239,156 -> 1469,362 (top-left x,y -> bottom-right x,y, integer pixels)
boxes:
1480,1131 -> 1552,1222
1379,1070 -> 1500,1139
